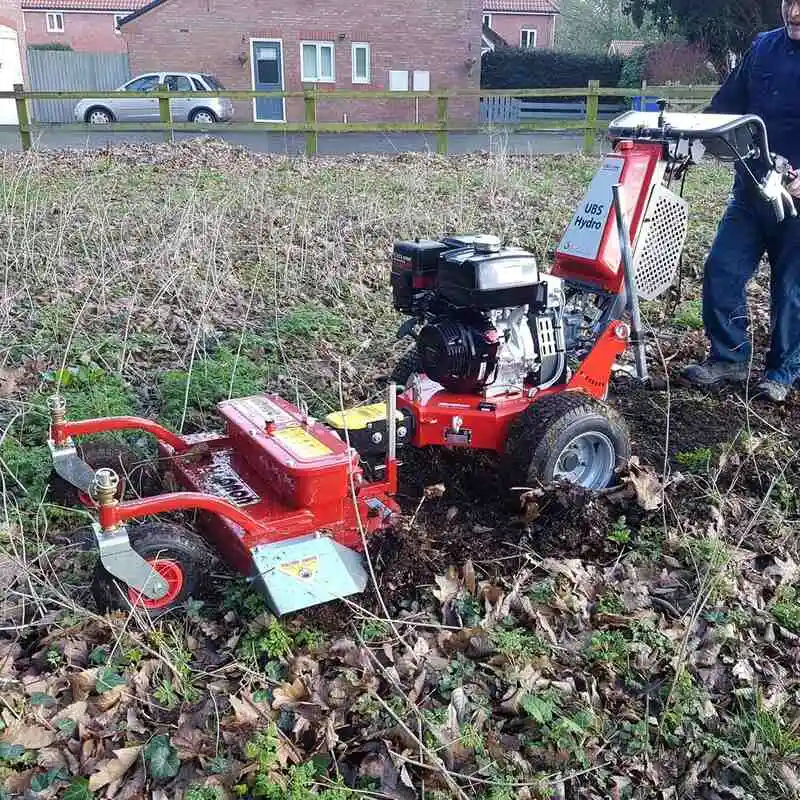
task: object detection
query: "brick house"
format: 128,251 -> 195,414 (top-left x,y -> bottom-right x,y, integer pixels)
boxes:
482,0 -> 559,50
22,0 -> 149,54
0,0 -> 24,123
119,0 -> 482,124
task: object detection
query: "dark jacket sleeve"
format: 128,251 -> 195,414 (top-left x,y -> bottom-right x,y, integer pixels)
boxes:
707,46 -> 754,114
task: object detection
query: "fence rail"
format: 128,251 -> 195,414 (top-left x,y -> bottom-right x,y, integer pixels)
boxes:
5,81 -> 718,155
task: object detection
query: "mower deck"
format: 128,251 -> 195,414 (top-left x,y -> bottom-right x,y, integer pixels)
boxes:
145,396 -> 398,613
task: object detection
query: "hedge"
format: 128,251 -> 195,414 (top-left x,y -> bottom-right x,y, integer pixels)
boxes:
481,49 -> 624,91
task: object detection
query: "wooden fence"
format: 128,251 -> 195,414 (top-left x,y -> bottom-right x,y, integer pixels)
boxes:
4,81 -> 718,156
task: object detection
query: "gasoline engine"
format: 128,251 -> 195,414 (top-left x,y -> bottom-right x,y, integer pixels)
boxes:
390,234 -> 595,396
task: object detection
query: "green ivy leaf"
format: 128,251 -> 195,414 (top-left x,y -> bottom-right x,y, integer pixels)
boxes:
88,646 -> 108,665
29,692 -> 57,707
144,734 -> 180,779
31,768 -> 67,792
62,777 -> 94,800
57,718 -> 78,736
95,668 -> 125,693
0,743 -> 25,762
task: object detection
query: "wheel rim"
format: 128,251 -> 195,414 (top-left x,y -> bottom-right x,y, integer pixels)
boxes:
127,559 -> 184,609
193,112 -> 214,124
89,111 -> 110,124
552,431 -> 616,489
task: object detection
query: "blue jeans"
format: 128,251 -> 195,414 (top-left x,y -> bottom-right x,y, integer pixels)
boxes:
703,186 -> 800,385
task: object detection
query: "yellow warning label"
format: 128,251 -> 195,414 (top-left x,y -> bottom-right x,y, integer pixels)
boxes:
325,402 -> 403,431
278,556 -> 320,581
273,426 -> 333,459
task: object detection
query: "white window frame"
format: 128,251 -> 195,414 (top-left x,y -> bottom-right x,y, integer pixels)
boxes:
520,28 -> 537,48
300,41 -> 335,83
351,42 -> 370,84
45,11 -> 64,32
113,13 -> 126,33
482,13 -> 492,28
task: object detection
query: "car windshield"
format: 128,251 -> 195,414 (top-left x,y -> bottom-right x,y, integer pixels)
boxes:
201,75 -> 225,90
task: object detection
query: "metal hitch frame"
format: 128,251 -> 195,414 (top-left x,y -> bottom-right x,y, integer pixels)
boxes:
91,468 -> 170,602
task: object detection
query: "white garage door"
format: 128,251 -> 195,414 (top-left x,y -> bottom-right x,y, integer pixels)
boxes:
0,26 -> 23,126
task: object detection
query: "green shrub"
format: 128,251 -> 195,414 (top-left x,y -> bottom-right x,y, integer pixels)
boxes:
481,49 -> 623,96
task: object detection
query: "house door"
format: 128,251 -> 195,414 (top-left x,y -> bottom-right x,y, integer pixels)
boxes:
0,26 -> 23,126
252,41 -> 285,122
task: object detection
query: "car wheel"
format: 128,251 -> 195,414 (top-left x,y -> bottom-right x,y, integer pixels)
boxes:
85,107 -> 113,125
190,108 -> 217,124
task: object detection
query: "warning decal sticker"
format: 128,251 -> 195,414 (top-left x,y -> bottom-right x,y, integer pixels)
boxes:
230,395 -> 295,429
278,556 -> 320,581
273,426 -> 332,459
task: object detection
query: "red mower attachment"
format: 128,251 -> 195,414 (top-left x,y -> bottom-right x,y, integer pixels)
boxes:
47,385 -> 402,617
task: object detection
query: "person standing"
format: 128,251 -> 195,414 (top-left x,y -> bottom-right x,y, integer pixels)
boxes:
681,0 -> 800,403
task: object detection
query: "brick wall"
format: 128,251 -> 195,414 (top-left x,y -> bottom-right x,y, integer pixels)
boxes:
25,10 -> 129,53
123,0 -> 482,124
0,0 -> 22,31
486,12 -> 555,50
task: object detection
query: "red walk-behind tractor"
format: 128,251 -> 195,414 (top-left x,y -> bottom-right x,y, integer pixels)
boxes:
47,110 -> 796,617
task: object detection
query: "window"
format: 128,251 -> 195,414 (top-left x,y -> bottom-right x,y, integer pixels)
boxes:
352,43 -> 370,84
113,13 -> 126,33
520,28 -> 537,48
124,74 -> 161,92
482,13 -> 492,28
301,42 -> 335,83
201,74 -> 226,90
413,70 -> 430,91
45,12 -> 64,32
165,74 -> 193,91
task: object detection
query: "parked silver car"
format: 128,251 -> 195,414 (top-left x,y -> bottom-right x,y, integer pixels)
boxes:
74,72 -> 235,125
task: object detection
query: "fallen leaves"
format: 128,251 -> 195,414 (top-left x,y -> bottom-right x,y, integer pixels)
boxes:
88,746 -> 140,791
1,721 -> 56,749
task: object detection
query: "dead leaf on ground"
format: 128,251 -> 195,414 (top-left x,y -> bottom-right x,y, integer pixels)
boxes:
68,668 -> 98,701
0,721 -> 55,749
228,694 -> 260,726
88,746 -> 141,791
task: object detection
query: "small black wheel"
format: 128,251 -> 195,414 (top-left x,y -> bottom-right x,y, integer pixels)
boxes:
91,521 -> 218,619
48,437 -> 160,505
504,391 -> 631,490
390,346 -> 422,386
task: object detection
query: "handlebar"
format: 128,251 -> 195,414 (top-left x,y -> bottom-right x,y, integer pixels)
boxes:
608,109 -> 797,223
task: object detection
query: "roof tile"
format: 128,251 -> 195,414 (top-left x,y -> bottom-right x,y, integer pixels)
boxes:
483,0 -> 560,13
22,0 -> 147,11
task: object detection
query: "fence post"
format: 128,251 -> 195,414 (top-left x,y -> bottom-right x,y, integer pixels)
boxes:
436,95 -> 448,155
158,83 -> 172,143
304,89 -> 317,155
583,80 -> 599,155
14,84 -> 31,152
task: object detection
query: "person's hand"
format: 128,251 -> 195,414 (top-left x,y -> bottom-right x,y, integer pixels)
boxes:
788,174 -> 800,198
